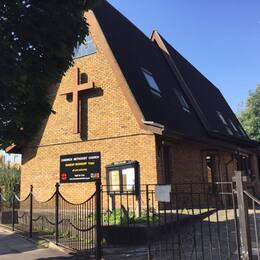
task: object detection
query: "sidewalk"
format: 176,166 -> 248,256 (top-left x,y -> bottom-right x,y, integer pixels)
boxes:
0,226 -> 149,260
0,227 -> 74,260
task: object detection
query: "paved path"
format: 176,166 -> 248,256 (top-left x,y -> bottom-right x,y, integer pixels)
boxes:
0,227 -> 73,260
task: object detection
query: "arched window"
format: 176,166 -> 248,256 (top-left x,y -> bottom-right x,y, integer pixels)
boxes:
80,73 -> 88,84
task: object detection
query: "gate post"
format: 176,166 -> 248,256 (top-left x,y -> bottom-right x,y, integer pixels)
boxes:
12,189 -> 15,231
235,171 -> 252,260
29,185 -> 33,238
146,185 -> 151,260
55,183 -> 60,245
95,179 -> 102,260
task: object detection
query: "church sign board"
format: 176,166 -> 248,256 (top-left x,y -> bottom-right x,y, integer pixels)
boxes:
60,152 -> 101,183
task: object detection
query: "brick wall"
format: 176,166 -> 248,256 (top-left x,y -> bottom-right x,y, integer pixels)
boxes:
21,15 -> 157,202
156,138 -> 240,188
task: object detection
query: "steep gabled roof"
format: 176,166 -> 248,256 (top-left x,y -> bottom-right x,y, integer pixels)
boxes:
93,1 -> 258,148
93,1 -> 207,140
158,34 -> 250,140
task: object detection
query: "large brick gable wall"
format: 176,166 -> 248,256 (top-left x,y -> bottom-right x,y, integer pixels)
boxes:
21,12 -> 158,202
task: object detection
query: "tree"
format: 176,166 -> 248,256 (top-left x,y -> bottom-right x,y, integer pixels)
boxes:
0,0 -> 99,149
238,85 -> 260,141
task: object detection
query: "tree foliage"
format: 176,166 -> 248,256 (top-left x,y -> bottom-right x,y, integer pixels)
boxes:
238,85 -> 260,141
0,0 -> 99,149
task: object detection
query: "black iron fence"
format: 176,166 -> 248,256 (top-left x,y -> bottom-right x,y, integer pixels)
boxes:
0,173 -> 259,259
0,181 -> 102,260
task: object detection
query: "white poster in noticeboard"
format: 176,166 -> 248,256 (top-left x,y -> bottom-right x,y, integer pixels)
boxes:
155,185 -> 171,202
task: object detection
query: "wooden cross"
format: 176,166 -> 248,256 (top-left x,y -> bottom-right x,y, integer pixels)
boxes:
61,67 -> 95,134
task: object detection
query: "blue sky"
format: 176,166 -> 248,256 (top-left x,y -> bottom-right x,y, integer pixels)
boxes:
0,150 -> 21,165
108,0 -> 260,113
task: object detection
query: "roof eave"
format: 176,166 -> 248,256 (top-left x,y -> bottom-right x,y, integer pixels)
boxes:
162,127 -> 259,153
208,131 -> 260,148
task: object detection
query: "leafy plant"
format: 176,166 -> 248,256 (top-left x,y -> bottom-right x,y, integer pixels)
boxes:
102,208 -> 158,225
0,167 -> 20,201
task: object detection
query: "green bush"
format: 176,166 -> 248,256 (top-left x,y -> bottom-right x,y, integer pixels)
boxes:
0,167 -> 20,201
102,208 -> 158,225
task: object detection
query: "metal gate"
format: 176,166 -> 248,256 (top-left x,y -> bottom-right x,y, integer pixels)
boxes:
100,172 -> 260,259
101,181 -> 242,259
236,171 -> 260,260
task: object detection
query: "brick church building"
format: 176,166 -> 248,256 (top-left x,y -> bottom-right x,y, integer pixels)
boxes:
9,1 -> 260,202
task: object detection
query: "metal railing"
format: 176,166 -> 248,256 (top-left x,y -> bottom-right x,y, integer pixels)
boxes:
1,175 -> 259,259
244,190 -> 260,259
101,182 -> 241,259
0,181 -> 102,259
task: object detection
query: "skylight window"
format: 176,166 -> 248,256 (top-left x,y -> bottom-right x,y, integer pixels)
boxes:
217,111 -> 227,125
141,68 -> 161,96
174,89 -> 190,112
229,119 -> 240,135
216,111 -> 233,135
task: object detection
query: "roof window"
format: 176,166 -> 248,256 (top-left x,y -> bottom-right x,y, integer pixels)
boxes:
229,119 -> 241,136
141,68 -> 161,96
216,111 -> 233,135
174,89 -> 190,112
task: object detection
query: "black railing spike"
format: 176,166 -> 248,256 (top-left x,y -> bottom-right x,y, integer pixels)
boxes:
29,186 -> 33,238
55,182 -> 60,245
55,182 -> 60,194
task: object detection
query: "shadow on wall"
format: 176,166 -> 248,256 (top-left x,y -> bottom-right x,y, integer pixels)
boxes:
22,84 -> 104,164
22,84 -> 60,164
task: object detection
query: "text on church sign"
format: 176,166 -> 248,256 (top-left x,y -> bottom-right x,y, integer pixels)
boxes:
60,152 -> 101,183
